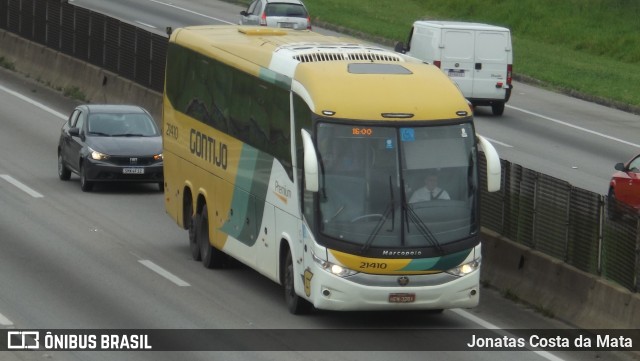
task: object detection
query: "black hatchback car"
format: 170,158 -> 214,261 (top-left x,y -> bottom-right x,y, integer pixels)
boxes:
57,104 -> 163,192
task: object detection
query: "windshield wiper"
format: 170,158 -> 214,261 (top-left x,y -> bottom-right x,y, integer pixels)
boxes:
87,131 -> 111,136
112,133 -> 145,137
403,202 -> 444,254
360,176 -> 394,254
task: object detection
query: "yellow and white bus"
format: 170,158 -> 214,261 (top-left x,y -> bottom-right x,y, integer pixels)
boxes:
162,25 -> 501,313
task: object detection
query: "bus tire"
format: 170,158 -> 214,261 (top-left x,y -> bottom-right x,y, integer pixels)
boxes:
284,251 -> 312,315
197,204 -> 225,269
187,201 -> 201,261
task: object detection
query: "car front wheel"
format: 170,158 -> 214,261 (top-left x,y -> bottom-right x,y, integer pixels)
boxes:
80,164 -> 94,192
58,152 -> 71,181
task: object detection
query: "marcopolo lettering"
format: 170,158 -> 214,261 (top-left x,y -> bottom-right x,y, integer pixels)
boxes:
190,129 -> 228,169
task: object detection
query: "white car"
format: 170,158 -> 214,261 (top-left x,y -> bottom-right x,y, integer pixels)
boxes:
239,0 -> 311,30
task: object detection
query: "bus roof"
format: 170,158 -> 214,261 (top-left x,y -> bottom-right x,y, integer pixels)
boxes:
170,25 -> 471,121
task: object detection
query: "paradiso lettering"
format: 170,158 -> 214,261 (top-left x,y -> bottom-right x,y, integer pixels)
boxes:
190,129 -> 228,169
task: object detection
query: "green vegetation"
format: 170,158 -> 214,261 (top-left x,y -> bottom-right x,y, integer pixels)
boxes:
63,86 -> 86,102
239,0 -> 640,110
0,56 -> 15,71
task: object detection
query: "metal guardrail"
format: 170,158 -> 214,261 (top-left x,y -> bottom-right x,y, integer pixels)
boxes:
3,0 -> 639,292
480,159 -> 640,292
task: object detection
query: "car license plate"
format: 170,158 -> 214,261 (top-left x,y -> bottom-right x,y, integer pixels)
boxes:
448,69 -> 465,77
123,168 -> 144,174
388,293 -> 415,303
279,22 -> 294,28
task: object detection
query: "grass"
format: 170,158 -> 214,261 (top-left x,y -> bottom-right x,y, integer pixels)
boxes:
234,0 -> 640,110
0,56 -> 15,71
62,86 -> 87,102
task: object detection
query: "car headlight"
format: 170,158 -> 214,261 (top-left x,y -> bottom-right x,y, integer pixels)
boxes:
153,153 -> 163,161
88,147 -> 109,161
446,258 -> 480,277
312,252 -> 358,278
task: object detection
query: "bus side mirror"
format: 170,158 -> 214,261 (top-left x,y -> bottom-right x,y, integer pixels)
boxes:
301,129 -> 319,192
477,135 -> 501,192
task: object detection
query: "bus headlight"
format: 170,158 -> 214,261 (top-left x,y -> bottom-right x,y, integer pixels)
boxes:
446,259 -> 480,277
312,252 -> 358,278
89,147 -> 109,161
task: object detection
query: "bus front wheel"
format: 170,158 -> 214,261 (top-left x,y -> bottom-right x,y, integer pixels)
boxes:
284,251 -> 312,315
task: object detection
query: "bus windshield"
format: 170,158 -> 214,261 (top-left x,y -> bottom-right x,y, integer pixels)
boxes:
316,121 -> 478,254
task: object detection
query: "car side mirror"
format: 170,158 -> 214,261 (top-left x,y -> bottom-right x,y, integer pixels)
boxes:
614,162 -> 625,171
68,128 -> 80,137
240,10 -> 248,16
394,41 -> 406,54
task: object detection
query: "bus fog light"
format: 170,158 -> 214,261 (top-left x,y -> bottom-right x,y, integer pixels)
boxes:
446,259 -> 480,277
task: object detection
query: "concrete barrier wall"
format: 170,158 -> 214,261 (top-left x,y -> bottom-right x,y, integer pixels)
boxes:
0,30 -> 163,122
481,228 -> 640,329
1,28 -> 638,330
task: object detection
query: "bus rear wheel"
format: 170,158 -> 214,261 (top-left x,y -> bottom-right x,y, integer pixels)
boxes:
284,251 -> 312,315
196,204 -> 226,269
187,200 -> 201,261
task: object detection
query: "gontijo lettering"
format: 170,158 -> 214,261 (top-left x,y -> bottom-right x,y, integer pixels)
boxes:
189,129 -> 228,169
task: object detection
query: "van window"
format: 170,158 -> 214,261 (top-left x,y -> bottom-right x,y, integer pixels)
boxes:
442,30 -> 473,61
476,32 -> 508,62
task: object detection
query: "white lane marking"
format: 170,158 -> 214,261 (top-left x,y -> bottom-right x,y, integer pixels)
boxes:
481,136 -> 513,148
0,175 -> 44,198
0,85 -> 67,120
135,21 -> 157,29
148,0 -> 234,24
507,105 -> 640,149
0,312 -> 14,326
451,309 -> 567,361
139,260 -> 190,287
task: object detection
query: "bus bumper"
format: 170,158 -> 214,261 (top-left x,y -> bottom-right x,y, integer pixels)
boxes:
307,268 -> 480,311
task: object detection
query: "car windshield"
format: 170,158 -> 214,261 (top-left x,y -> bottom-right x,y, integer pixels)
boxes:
265,3 -> 307,18
316,122 -> 478,252
87,113 -> 159,137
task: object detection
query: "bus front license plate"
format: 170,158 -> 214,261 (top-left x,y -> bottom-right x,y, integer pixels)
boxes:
123,168 -> 144,174
388,293 -> 415,303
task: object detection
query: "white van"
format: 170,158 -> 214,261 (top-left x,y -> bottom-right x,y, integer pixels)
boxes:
395,21 -> 513,116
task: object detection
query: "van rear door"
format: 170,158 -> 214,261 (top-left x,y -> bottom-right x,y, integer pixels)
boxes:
472,30 -> 511,100
440,29 -> 475,97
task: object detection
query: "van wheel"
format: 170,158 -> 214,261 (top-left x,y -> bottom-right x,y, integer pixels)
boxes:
284,251 -> 312,314
196,204 -> 225,269
491,102 -> 505,116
